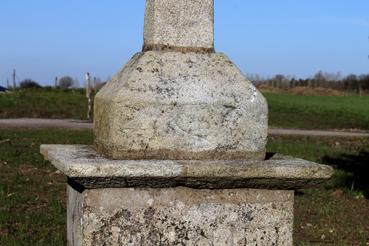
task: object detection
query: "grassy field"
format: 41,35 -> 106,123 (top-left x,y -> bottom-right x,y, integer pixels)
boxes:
265,92 -> 369,130
1,89 -> 369,130
0,89 -> 87,120
0,129 -> 368,245
0,130 -> 92,245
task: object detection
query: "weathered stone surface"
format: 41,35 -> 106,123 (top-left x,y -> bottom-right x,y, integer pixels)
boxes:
41,145 -> 333,189
144,0 -> 214,51
68,186 -> 294,246
94,51 -> 268,160
67,185 -> 83,246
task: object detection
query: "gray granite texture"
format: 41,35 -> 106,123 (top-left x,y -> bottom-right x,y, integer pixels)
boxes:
144,0 -> 214,51
94,51 -> 268,161
68,186 -> 294,246
41,145 -> 333,190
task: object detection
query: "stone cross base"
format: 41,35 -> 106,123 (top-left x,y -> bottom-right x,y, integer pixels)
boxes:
41,145 -> 332,246
68,185 -> 293,245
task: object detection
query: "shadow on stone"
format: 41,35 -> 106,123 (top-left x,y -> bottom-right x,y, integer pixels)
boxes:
322,150 -> 369,198
265,152 -> 277,160
68,177 -> 86,193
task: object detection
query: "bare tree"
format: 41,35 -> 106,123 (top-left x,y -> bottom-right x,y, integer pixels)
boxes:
59,76 -> 74,89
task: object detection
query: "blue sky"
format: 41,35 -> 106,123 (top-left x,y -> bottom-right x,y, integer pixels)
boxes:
0,0 -> 368,86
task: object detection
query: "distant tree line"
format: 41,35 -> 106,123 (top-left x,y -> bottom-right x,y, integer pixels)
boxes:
19,79 -> 42,89
17,75 -> 106,90
19,76 -> 78,89
249,71 -> 369,94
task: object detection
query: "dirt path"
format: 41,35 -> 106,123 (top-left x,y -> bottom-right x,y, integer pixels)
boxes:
0,118 -> 92,130
1,118 -> 369,137
269,128 -> 369,137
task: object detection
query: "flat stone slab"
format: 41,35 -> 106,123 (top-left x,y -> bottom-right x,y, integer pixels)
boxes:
41,145 -> 333,189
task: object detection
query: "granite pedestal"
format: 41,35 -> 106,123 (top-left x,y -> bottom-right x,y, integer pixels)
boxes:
41,145 -> 332,245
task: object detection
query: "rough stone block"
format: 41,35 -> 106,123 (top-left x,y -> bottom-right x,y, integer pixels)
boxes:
144,0 -> 214,51
68,186 -> 294,245
94,51 -> 268,160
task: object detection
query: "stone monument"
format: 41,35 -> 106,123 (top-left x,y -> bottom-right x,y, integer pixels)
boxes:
41,0 -> 333,245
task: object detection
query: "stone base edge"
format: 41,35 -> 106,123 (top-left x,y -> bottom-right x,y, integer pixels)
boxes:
70,176 -> 330,190
95,142 -> 266,161
142,43 -> 215,53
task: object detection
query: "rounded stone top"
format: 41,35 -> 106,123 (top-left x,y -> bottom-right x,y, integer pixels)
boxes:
93,51 -> 268,161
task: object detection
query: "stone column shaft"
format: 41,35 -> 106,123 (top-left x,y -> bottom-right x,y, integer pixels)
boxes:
143,0 -> 214,52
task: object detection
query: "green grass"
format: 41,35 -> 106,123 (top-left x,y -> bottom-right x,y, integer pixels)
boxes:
0,130 -> 92,245
268,135 -> 369,196
268,135 -> 369,245
0,129 -> 368,245
264,92 -> 369,130
0,88 -> 88,120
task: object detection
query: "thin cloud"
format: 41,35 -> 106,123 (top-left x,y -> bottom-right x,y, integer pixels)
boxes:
324,17 -> 369,28
346,18 -> 369,28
